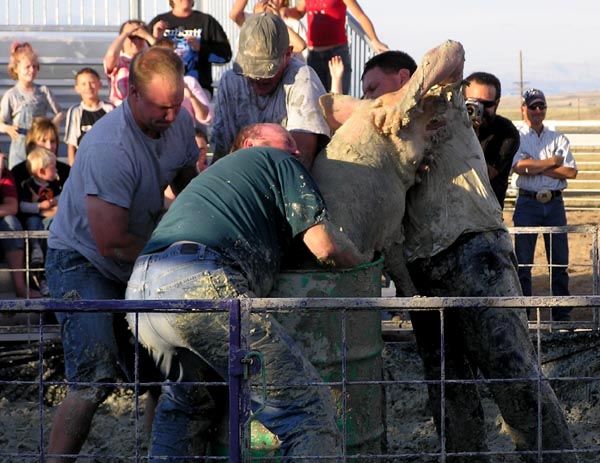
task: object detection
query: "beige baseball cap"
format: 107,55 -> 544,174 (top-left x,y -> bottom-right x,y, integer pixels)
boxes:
233,13 -> 290,79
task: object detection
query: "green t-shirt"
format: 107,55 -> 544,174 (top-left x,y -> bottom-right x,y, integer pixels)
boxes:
145,147 -> 326,296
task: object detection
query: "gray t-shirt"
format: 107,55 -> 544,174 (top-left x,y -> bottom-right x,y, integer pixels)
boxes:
48,100 -> 197,283
0,84 -> 62,168
211,57 -> 330,159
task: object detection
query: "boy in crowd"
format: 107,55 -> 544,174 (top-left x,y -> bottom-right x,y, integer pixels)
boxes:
18,147 -> 60,265
64,68 -> 114,165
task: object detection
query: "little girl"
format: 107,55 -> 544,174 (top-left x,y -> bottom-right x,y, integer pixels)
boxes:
0,42 -> 62,169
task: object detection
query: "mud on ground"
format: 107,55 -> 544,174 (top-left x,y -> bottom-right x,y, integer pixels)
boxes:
1,331 -> 599,462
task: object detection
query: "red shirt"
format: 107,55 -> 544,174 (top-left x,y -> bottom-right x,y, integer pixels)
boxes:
305,0 -> 347,48
0,169 -> 18,201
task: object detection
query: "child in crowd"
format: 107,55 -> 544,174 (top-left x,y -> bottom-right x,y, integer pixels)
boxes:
18,147 -> 61,265
153,38 -> 213,127
10,117 -> 70,194
0,152 -> 41,298
0,42 -> 62,169
103,20 -> 155,106
328,55 -> 344,94
64,67 -> 114,165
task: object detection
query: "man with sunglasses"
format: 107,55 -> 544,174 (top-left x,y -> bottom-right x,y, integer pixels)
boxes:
512,88 -> 578,321
464,72 -> 520,209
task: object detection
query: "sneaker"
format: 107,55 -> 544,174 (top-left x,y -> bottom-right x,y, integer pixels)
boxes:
30,246 -> 44,266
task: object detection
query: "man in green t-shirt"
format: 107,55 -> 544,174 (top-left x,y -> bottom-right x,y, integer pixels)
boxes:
126,141 -> 363,460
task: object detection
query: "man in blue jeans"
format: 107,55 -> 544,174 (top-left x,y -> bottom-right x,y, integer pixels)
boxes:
512,88 -> 578,321
126,139 -> 364,461
45,47 -> 199,462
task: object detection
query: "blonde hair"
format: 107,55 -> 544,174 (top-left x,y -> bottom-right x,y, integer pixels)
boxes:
26,147 -> 56,176
25,117 -> 59,155
7,42 -> 39,80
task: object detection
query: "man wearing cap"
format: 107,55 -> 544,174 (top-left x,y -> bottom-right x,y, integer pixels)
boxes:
512,88 -> 578,321
464,71 -> 520,209
211,12 -> 329,168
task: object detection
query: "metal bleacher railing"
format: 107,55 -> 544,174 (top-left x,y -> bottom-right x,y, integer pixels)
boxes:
0,0 -> 374,99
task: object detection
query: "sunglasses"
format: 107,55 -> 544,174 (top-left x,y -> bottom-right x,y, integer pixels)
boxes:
528,104 -> 547,111
474,99 -> 497,109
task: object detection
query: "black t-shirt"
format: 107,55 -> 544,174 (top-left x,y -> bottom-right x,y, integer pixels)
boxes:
478,114 -> 520,208
78,107 -> 108,146
149,10 -> 232,94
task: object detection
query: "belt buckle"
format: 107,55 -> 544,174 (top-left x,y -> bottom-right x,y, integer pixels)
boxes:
535,190 -> 552,203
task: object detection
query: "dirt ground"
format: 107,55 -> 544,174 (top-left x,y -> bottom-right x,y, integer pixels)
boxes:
1,210 -> 599,462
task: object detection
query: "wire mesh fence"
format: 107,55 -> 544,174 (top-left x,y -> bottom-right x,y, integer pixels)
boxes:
0,230 -> 599,462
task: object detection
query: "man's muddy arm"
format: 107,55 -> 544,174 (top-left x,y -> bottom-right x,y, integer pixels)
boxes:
302,222 -> 367,269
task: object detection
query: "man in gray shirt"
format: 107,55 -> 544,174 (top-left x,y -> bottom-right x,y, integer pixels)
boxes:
211,13 -> 330,168
45,47 -> 198,462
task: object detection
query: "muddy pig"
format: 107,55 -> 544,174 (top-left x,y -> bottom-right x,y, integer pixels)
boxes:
310,40 -> 464,288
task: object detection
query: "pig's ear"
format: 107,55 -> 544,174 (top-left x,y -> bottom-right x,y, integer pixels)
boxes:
319,94 -> 362,131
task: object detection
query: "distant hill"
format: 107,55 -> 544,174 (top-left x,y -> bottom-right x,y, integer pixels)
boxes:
498,91 -> 600,121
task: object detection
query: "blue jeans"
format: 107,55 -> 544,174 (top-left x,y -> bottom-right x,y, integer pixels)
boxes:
307,43 -> 352,94
0,214 -> 23,252
126,242 -> 341,462
513,195 -> 570,318
46,248 -> 158,402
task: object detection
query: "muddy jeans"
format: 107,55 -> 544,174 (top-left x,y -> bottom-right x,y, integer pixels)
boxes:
126,242 -> 341,462
46,248 -> 160,403
407,230 -> 577,463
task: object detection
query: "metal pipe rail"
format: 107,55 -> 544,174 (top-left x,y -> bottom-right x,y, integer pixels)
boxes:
1,0 -> 375,98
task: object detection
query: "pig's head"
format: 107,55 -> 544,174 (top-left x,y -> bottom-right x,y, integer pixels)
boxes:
319,40 -> 465,191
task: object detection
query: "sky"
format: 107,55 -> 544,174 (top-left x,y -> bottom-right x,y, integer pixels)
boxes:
359,0 -> 600,95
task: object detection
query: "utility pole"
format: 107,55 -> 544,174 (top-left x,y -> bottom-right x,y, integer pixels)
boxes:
519,50 -> 524,98
512,50 -> 529,120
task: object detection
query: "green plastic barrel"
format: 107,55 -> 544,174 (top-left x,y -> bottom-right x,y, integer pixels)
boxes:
213,258 -> 385,460
270,257 -> 385,458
